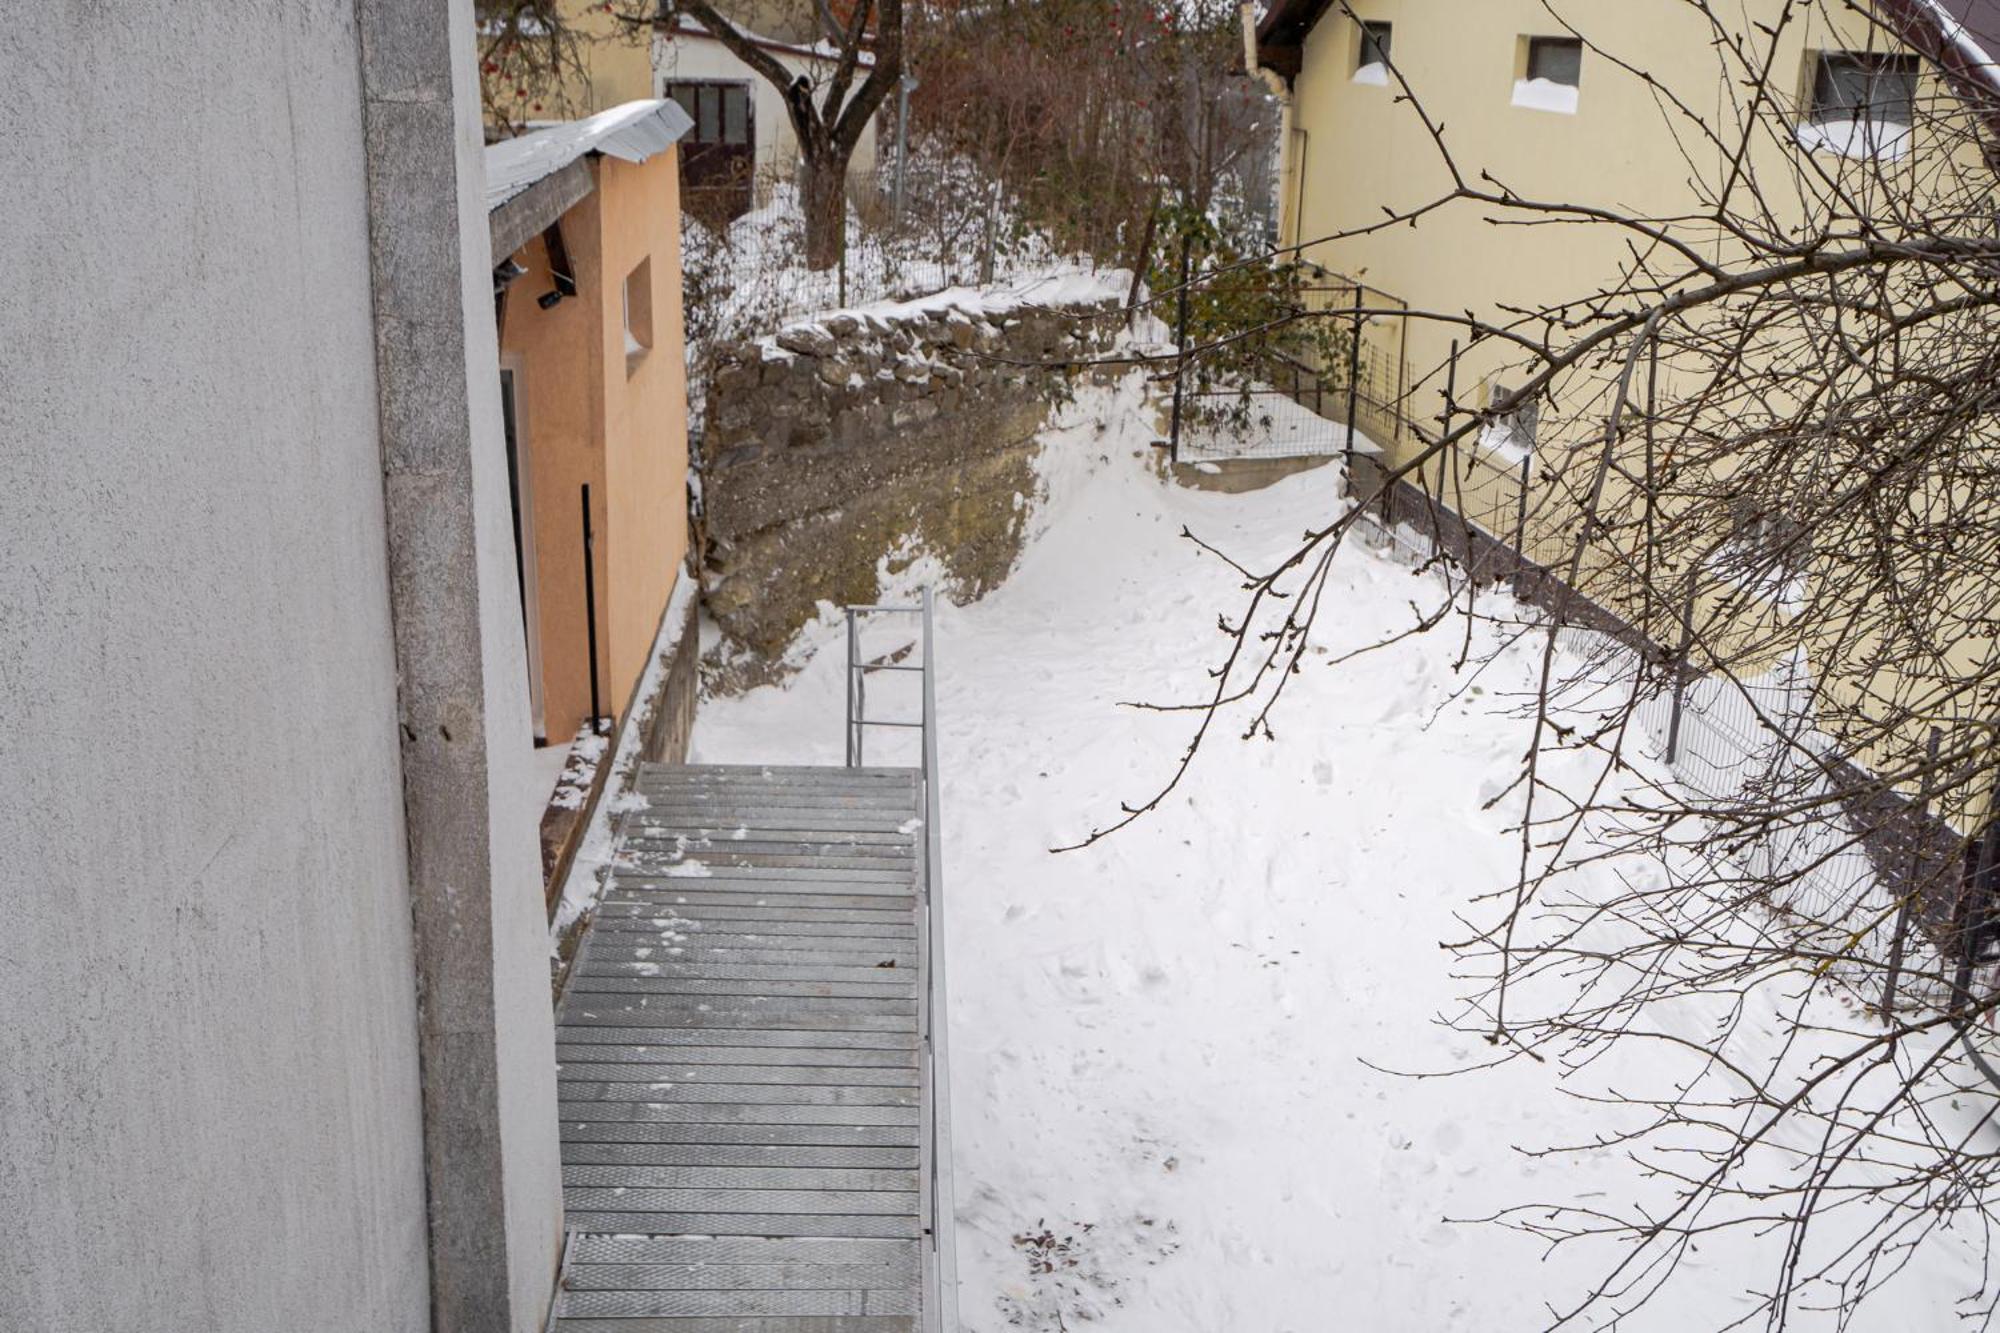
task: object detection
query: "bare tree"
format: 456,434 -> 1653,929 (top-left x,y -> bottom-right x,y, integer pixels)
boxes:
908,0 -> 1278,266
615,0 -> 904,269
1070,1 -> 2000,1325
477,0 -> 593,135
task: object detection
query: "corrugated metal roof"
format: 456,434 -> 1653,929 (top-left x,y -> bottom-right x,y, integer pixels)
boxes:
484,99 -> 695,214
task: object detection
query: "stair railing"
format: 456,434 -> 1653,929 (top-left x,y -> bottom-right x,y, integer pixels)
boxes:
843,588 -> 960,1332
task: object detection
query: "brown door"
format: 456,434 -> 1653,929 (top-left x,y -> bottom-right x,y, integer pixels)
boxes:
666,80 -> 755,226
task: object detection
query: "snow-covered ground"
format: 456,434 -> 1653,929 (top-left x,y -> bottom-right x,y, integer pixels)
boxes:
688,378 -> 1990,1330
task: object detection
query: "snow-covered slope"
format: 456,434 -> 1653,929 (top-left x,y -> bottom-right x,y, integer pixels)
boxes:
690,379 -> 1989,1330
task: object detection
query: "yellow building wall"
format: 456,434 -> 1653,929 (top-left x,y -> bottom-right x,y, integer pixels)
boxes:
1276,0 -> 1983,809
499,146 -> 690,746
564,0 -> 657,112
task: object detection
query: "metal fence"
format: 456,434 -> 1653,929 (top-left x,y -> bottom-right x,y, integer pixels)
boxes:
841,592 -> 961,1331
1170,265 -> 1412,464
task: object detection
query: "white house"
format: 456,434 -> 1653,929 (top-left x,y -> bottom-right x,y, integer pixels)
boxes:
652,15 -> 882,218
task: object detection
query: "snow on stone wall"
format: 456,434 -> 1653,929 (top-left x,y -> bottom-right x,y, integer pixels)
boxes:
696,273 -> 1130,668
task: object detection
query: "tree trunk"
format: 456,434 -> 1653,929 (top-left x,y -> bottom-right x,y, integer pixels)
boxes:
800,155 -> 846,272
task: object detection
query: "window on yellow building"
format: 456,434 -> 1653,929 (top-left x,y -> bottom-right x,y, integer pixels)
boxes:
623,257 -> 653,375
1514,36 -> 1582,114
1355,21 -> 1392,85
1800,51 -> 1919,159
1480,382 -> 1538,467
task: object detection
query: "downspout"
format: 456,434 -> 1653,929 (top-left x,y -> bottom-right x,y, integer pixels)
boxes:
1241,3 -> 1299,252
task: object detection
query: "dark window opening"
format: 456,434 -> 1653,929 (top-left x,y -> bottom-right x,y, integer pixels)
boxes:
664,79 -> 756,224
1527,35 -> 1582,87
1811,51 -> 1919,126
1358,21 -> 1392,69
666,80 -> 752,146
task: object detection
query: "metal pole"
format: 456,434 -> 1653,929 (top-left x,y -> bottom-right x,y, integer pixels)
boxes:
1883,727 -> 1943,1018
854,629 -> 867,768
1441,339 -> 1459,569
917,583 -> 960,1330
581,483 -> 602,731
1514,452 -> 1531,585
844,608 -> 858,767
1344,285 -> 1363,464
1168,232 -> 1192,465
1665,578 -> 1697,764
893,72 -> 918,230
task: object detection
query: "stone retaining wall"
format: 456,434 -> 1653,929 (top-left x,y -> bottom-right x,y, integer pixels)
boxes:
697,280 -> 1127,663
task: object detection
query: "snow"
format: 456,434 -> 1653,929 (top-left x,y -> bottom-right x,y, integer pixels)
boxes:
756,269 -> 1130,359
1511,77 -> 1579,115
551,571 -> 698,941
528,739 -> 570,811
1176,385 -> 1383,461
1795,116 -> 1914,160
1915,0 -> 2000,95
1475,418 -> 1532,468
484,100 -> 693,211
1352,61 -> 1389,86
687,375 -> 1991,1328
679,145 -> 1109,385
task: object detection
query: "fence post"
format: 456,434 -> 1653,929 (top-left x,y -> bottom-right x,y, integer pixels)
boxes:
1343,285 -> 1363,464
1441,339 -> 1461,572
1514,451 -> 1531,584
893,72 -> 918,231
581,483 -> 603,732
844,608 -> 858,767
1665,579 -> 1697,764
1643,338 -> 1659,643
979,175 -> 1001,286
1168,232 -> 1191,465
1882,727 -> 1943,1019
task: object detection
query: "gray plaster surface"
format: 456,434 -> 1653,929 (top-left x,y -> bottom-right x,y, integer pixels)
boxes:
357,0 -> 565,1326
0,3 -> 430,1330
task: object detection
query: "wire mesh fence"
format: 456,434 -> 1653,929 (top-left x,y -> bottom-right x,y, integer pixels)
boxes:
681,153 -> 1129,366
1169,265 -> 1413,463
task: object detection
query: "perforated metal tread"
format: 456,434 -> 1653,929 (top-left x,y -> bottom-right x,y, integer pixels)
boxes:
554,763 -> 930,1328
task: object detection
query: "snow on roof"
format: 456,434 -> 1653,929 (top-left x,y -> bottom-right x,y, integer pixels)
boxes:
485,99 -> 695,213
1912,0 -> 2000,94
668,15 -> 876,68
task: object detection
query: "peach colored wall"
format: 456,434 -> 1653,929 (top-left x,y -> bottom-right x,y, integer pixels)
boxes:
501,201 -> 606,745
596,150 -> 692,717
497,146 -> 689,747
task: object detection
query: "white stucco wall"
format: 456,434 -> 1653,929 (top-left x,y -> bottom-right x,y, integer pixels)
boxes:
653,29 -> 881,195
0,5 -> 431,1330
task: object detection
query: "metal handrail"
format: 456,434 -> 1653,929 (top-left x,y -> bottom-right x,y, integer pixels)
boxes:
844,589 -> 959,1331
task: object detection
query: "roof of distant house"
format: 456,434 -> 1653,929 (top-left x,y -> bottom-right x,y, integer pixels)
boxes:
485,99 -> 695,214
1251,0 -> 2000,98
663,14 -> 876,68
1891,0 -> 2000,97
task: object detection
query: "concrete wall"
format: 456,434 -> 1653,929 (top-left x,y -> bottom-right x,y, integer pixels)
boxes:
0,5 -> 430,1330
0,3 -> 566,1329
498,149 -> 691,746
421,7 -> 569,1324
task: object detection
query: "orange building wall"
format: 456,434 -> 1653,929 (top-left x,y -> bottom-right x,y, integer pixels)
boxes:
497,146 -> 690,747
596,152 -> 692,720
